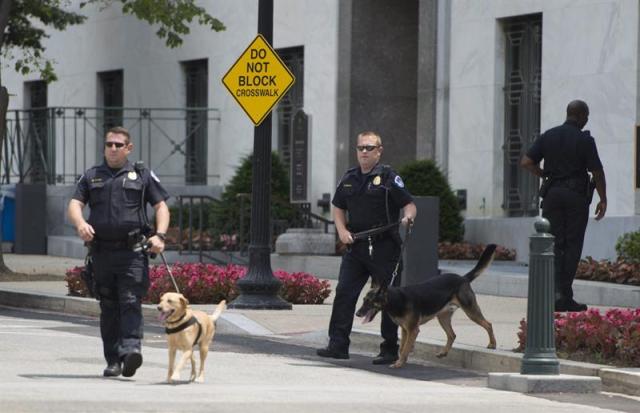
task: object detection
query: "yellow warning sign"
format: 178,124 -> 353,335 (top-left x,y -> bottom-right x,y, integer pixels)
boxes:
222,34 -> 295,126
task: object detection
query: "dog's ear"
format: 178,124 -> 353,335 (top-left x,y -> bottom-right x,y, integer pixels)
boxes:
180,295 -> 189,307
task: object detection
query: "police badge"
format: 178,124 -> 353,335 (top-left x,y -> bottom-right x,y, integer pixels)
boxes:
128,171 -> 137,180
373,175 -> 381,186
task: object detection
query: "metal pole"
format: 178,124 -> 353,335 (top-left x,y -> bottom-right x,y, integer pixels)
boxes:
521,217 -> 559,374
228,0 -> 291,309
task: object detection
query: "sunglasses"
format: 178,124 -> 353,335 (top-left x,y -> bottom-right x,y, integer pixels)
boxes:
105,141 -> 127,149
356,145 -> 379,152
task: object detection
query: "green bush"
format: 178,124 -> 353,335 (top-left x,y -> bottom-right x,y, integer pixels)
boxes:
398,160 -> 464,242
208,152 -> 297,245
615,231 -> 640,262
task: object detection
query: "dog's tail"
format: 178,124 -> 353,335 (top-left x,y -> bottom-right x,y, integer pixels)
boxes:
463,244 -> 497,282
210,300 -> 227,322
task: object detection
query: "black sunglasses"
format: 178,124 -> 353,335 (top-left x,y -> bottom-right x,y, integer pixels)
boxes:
356,145 -> 379,152
105,141 -> 127,149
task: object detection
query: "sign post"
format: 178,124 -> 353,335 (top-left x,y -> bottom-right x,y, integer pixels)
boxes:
224,0 -> 293,310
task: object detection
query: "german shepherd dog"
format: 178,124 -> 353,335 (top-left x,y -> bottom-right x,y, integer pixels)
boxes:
355,244 -> 497,368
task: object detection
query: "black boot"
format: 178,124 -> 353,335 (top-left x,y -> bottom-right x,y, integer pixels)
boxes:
121,352 -> 143,377
103,362 -> 122,377
555,297 -> 587,312
372,351 -> 398,365
316,346 -> 349,359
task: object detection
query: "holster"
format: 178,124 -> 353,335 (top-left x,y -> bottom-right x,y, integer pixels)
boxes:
538,176 -> 552,199
587,176 -> 596,204
80,253 -> 96,298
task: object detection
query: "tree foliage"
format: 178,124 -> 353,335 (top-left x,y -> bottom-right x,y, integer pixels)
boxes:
1,0 -> 226,82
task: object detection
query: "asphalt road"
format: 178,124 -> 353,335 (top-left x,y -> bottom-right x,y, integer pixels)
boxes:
1,305 -> 638,413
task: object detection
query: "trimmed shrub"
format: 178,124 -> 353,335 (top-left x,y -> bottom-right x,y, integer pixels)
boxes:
398,160 -> 464,242
208,152 -> 297,248
615,231 -> 640,263
65,263 -> 332,305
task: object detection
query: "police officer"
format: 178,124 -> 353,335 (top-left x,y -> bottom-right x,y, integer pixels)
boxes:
68,126 -> 170,377
521,100 -> 607,312
317,131 -> 417,364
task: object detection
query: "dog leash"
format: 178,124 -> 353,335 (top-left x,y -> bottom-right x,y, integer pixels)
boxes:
388,221 -> 413,287
159,252 -> 181,294
351,220 -> 403,258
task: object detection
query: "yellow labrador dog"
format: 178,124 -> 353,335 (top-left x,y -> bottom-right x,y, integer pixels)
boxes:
157,292 -> 226,383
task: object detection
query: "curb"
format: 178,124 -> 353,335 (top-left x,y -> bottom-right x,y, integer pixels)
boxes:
0,288 -> 247,336
350,329 -> 639,396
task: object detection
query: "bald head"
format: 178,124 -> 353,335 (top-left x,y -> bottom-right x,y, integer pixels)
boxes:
566,100 -> 589,129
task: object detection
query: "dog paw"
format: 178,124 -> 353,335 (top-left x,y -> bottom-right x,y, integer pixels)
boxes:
170,373 -> 181,382
487,343 -> 497,350
436,351 -> 448,358
389,361 -> 404,368
195,376 -> 204,384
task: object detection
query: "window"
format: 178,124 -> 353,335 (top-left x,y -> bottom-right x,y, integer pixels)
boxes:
275,46 -> 304,171
503,14 -> 542,216
182,59 -> 208,184
24,81 -> 50,183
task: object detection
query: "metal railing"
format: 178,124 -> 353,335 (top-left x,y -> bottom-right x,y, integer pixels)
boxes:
2,106 -> 221,185
172,195 -> 335,263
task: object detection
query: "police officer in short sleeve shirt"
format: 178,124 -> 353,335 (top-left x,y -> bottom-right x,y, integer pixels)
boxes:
521,100 -> 607,312
317,131 -> 417,365
68,126 -> 170,378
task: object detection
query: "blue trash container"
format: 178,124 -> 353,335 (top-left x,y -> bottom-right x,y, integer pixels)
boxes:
0,185 -> 16,242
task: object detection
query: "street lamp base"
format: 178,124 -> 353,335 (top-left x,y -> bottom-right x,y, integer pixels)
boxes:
228,293 -> 292,310
521,357 -> 560,375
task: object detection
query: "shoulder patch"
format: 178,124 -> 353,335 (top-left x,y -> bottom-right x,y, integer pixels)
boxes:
150,170 -> 160,183
394,175 -> 405,188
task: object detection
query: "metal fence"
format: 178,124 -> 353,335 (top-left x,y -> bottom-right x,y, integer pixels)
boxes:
1,107 -> 221,185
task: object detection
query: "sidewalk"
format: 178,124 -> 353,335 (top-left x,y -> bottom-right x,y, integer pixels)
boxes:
0,253 -> 639,396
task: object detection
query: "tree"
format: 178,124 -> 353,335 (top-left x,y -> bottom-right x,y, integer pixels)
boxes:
0,0 -> 225,277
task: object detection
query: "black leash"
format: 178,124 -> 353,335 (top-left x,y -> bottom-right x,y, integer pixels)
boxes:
350,220 -> 401,241
388,222 -> 413,287
159,251 -> 181,294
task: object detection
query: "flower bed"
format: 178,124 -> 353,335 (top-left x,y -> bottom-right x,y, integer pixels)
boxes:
576,257 -> 640,286
65,263 -> 332,305
438,242 -> 516,261
516,308 -> 640,367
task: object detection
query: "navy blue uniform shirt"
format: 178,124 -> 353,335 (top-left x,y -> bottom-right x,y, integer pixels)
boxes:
73,160 -> 169,241
526,120 -> 603,180
332,163 -> 413,233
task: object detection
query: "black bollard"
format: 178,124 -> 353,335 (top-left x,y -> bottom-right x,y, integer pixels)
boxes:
521,217 -> 559,375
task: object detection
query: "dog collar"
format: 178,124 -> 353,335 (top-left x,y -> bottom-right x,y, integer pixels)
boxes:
165,316 -> 203,346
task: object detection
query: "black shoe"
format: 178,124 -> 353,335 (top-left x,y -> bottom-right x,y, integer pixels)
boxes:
121,353 -> 143,377
103,362 -> 122,377
372,352 -> 398,365
316,346 -> 349,359
555,298 -> 587,312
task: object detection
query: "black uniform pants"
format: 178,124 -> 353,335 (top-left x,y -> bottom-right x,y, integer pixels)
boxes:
93,249 -> 149,364
328,237 -> 401,354
542,187 -> 589,300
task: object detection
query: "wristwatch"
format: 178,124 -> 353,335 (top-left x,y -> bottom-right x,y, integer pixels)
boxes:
155,232 -> 167,241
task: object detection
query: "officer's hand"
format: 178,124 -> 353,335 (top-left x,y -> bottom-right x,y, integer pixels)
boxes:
76,221 -> 95,242
401,216 -> 414,227
338,229 -> 354,245
148,235 -> 165,254
595,200 -> 607,221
